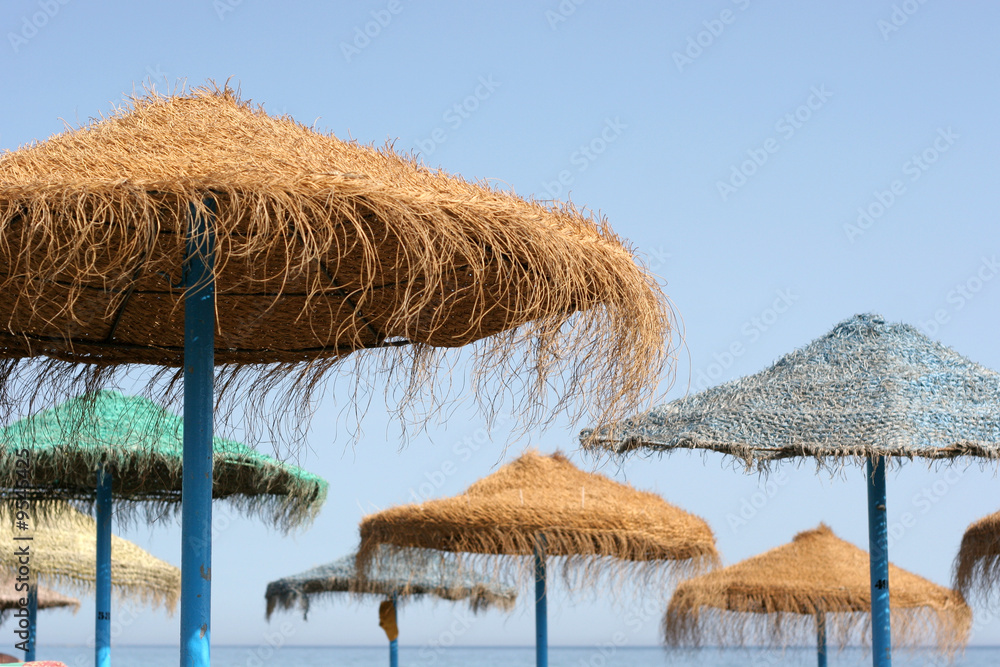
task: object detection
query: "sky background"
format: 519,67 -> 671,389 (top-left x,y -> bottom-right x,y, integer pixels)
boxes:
2,0 -> 1000,658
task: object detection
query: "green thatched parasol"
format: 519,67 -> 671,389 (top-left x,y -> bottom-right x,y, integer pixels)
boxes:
0,390 -> 327,527
0,503 -> 180,611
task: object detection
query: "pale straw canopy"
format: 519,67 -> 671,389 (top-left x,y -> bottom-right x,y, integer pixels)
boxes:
358,450 -> 718,589
0,503 -> 180,612
0,577 -> 79,623
581,313 -> 1000,470
0,390 -> 327,528
664,524 -> 970,655
0,85 -> 673,437
265,546 -> 516,620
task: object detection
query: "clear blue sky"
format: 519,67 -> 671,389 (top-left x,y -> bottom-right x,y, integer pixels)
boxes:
2,0 -> 1000,653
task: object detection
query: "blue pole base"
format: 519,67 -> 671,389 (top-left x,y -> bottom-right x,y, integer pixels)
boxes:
535,541 -> 547,667
96,465 -> 113,667
867,456 -> 892,667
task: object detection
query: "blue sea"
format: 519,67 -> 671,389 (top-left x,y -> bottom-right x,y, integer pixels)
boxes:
32,646 -> 1000,666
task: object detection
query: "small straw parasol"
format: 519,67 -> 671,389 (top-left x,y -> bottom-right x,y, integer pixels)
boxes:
0,85 -> 673,666
0,389 -> 327,663
357,450 -> 718,666
664,524 -> 970,666
581,313 -> 1000,667
266,547 -> 516,666
953,510 -> 1000,606
0,577 -> 79,623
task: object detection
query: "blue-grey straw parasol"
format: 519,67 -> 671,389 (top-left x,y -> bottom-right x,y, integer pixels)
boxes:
581,313 -> 1000,667
265,547 -> 516,666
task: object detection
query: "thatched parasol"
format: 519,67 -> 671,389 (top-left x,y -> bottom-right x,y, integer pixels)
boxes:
953,509 -> 1000,606
0,503 -> 180,610
266,547 -> 515,666
0,85 -> 673,665
665,524 -> 970,664
358,450 -> 718,666
0,577 -> 79,623
582,313 -> 1000,667
0,390 -> 327,527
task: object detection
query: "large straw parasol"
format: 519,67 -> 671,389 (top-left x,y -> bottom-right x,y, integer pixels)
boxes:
358,450 -> 718,666
0,389 -> 327,663
665,524 -> 970,665
266,547 -> 516,666
581,313 -> 1000,667
0,577 -> 79,624
0,85 -> 673,665
953,510 -> 1000,606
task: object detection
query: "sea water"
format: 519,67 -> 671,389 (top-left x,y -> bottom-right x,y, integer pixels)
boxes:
34,645 -> 1000,666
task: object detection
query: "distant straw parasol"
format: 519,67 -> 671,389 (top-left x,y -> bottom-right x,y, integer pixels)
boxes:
0,503 -> 180,611
0,84 -> 674,665
358,450 -> 718,666
953,510 -> 1000,606
665,524 -> 970,662
266,547 -> 515,666
582,313 -> 1000,667
0,390 -> 328,528
0,577 -> 79,624
265,546 -> 516,620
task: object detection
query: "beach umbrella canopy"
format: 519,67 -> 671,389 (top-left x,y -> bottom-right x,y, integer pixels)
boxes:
0,503 -> 179,610
0,577 -> 79,623
581,313 -> 1000,666
358,450 -> 718,667
0,390 -> 327,527
953,510 -> 1000,606
0,86 -> 673,666
665,524 -> 970,659
265,546 -> 516,620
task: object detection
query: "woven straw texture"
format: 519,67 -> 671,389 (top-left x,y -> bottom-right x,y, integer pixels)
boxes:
0,503 -> 179,612
582,313 -> 1000,470
358,450 -> 718,590
0,85 -> 672,435
265,546 -> 516,620
0,390 -> 326,527
664,525 -> 970,655
0,576 -> 79,622
953,510 -> 1000,605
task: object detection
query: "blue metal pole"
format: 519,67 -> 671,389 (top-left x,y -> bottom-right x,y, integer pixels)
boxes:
534,539 -> 547,667
867,456 -> 891,667
25,582 -> 36,661
180,198 -> 217,667
816,613 -> 827,667
96,465 -> 113,667
389,592 -> 398,667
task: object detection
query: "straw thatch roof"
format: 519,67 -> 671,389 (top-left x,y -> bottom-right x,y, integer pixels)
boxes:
581,313 -> 1000,471
0,576 -> 79,624
265,546 -> 516,620
0,85 -> 673,438
357,450 -> 718,588
0,390 -> 327,527
664,524 -> 970,654
0,503 -> 180,611
953,509 -> 1000,605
